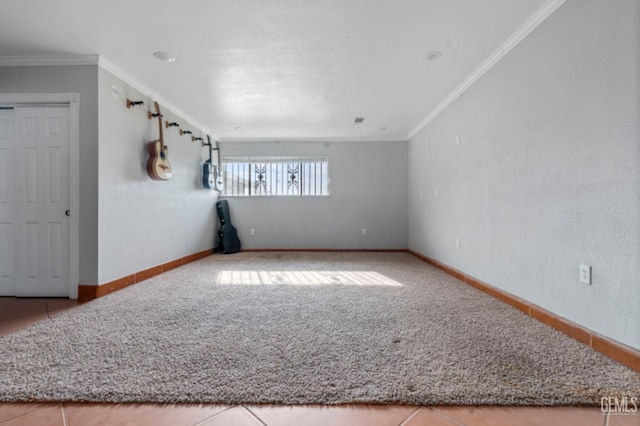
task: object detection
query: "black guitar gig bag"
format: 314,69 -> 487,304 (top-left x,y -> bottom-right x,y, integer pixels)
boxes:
216,199 -> 241,254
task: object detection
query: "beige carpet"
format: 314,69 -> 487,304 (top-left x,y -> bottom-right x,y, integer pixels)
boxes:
0,251 -> 638,405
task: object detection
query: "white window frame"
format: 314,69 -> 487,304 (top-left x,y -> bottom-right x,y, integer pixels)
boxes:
221,156 -> 329,197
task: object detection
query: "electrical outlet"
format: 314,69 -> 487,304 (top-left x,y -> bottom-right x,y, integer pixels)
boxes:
250,228 -> 255,236
579,264 -> 591,284
362,228 -> 367,236
456,238 -> 461,249
456,134 -> 460,145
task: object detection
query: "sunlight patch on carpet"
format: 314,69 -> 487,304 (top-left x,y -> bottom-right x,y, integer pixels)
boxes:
216,270 -> 404,286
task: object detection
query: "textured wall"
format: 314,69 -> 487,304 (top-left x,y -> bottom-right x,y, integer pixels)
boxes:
221,140 -> 408,250
97,68 -> 219,284
0,65 -> 99,285
408,0 -> 640,350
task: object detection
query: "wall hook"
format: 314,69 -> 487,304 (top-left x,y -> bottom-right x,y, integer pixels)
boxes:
126,99 -> 144,108
192,136 -> 203,143
165,122 -> 180,129
180,129 -> 193,136
148,111 -> 164,119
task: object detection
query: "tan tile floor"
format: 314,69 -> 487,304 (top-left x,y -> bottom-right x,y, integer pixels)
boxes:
0,297 -> 633,426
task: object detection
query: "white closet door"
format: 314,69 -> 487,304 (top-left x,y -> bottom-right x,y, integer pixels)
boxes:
10,106 -> 71,297
0,109 -> 14,295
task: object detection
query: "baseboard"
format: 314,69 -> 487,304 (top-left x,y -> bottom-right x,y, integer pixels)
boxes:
240,248 -> 408,252
78,248 -> 213,301
408,250 -> 640,373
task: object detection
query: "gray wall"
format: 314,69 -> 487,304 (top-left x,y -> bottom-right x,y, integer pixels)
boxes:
0,65 -> 99,285
221,140 -> 408,250
408,0 -> 640,350
97,68 -> 219,284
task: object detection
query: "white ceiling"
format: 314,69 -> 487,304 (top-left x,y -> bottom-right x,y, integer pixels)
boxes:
0,0 -> 552,141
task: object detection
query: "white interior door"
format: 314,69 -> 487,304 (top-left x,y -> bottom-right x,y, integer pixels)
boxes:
0,106 -> 71,297
0,109 -> 14,295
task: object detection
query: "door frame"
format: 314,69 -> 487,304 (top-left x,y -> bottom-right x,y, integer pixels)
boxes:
0,93 -> 80,299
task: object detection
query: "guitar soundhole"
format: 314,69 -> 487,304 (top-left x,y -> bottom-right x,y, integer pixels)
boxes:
160,151 -> 166,160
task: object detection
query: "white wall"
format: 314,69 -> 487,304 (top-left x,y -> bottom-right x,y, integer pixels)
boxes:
0,66 -> 99,285
221,140 -> 408,250
97,68 -> 218,284
408,0 -> 640,350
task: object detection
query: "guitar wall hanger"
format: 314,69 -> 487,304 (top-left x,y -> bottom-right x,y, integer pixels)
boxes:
180,129 -> 193,136
126,99 -> 144,108
165,122 -> 180,129
192,136 -> 203,143
202,142 -> 221,149
203,140 -> 220,150
148,111 -> 164,119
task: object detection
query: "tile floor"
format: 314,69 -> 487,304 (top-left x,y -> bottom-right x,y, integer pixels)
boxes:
0,297 -> 636,426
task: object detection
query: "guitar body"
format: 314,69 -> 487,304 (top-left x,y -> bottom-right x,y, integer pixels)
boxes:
147,140 -> 172,180
204,135 -> 223,191
202,160 -> 215,189
215,165 -> 224,192
216,199 -> 241,254
146,101 -> 172,181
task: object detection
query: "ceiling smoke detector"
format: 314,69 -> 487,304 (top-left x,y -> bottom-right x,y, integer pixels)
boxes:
153,51 -> 176,62
423,51 -> 442,61
354,117 -> 365,124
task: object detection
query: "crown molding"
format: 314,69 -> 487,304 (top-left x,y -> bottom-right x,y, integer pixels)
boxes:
0,55 -> 99,67
407,0 -> 567,140
97,55 -> 217,139
217,136 -> 409,144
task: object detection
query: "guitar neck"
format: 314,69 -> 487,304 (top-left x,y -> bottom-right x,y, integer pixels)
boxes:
215,141 -> 221,170
154,101 -> 164,145
207,135 -> 213,163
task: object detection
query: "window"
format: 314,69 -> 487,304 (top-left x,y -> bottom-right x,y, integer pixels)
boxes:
222,156 -> 329,196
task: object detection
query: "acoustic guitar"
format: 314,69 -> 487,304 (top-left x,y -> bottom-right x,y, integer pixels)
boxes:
203,136 -> 225,192
202,135 -> 215,189
146,101 -> 172,180
214,140 -> 224,192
